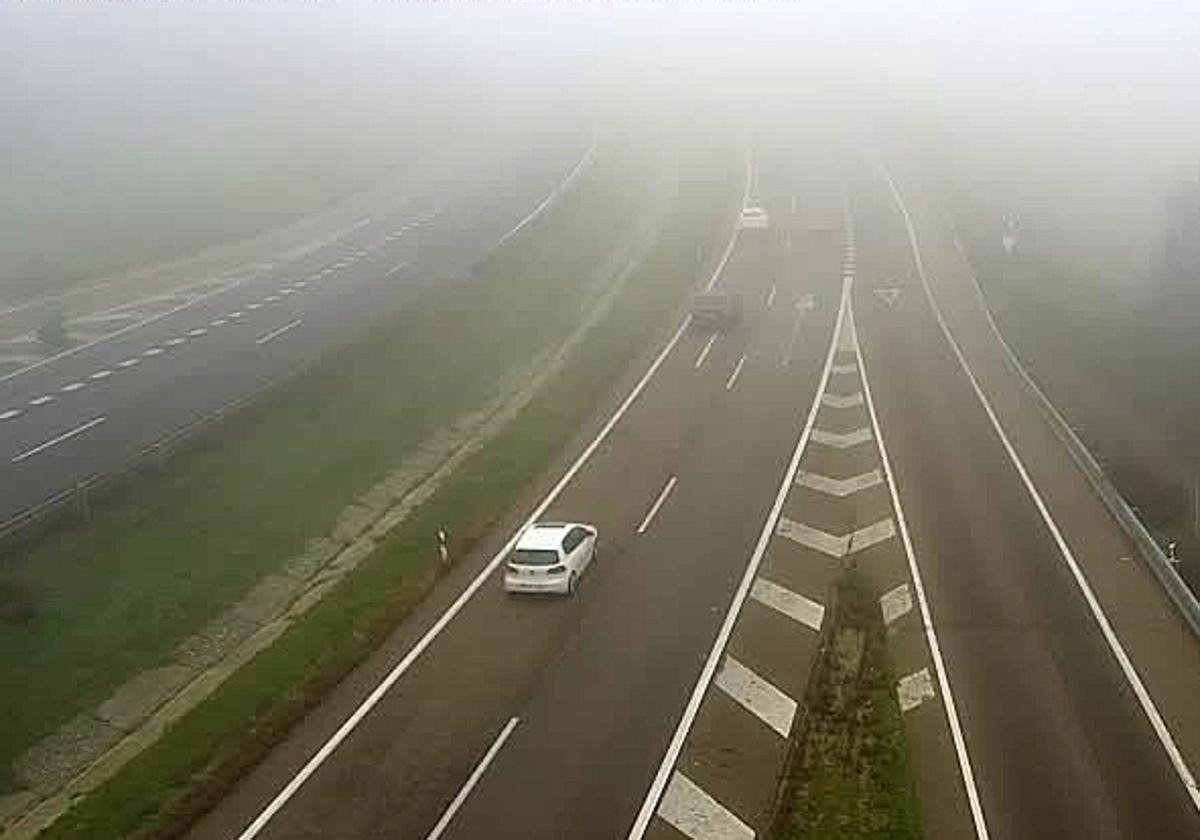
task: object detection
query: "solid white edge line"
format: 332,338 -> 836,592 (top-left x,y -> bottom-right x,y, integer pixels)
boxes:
693,333 -> 718,370
255,319 -> 303,347
638,476 -> 678,534
765,284 -> 777,309
725,355 -> 746,391
626,274 -> 850,840
424,717 -> 520,840
853,302 -> 991,838
12,416 -> 107,463
879,161 -> 1200,812
236,163 -> 752,840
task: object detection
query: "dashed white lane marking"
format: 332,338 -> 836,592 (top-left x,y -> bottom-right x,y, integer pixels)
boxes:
12,415 -> 106,463
716,655 -> 797,738
187,328 -> 207,337
295,281 -> 308,288
61,382 -> 86,392
821,391 -> 864,409
831,362 -> 858,374
657,772 -> 754,840
89,370 -> 113,380
29,396 -> 55,406
796,469 -> 883,497
725,355 -> 746,391
385,260 -> 410,279
143,347 -> 164,357
897,668 -> 937,712
246,303 -> 262,311
425,717 -> 520,840
766,284 -> 777,309
880,582 -> 914,626
211,319 -> 227,327
811,427 -> 873,448
165,337 -> 186,347
255,318 -> 303,346
279,288 -> 295,296
265,295 -> 281,303
228,310 -> 244,318
751,577 -> 824,631
638,476 -> 678,534
118,358 -> 140,368
0,409 -> 21,420
694,333 -> 719,370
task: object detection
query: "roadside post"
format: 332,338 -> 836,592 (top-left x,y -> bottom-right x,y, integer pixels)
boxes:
437,528 -> 449,567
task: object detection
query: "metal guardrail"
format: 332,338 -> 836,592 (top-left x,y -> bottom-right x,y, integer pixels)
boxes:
951,225 -> 1200,641
0,140 -> 604,544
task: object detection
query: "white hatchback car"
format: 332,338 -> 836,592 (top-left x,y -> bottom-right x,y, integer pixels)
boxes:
504,522 -> 598,596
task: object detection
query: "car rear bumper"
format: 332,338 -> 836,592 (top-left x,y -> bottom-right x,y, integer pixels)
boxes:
504,573 -> 569,595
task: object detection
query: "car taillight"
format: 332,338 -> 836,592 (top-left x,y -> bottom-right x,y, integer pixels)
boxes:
547,565 -> 566,574
507,564 -> 522,575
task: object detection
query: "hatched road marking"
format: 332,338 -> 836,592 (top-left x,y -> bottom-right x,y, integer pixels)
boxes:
880,582 -> 914,626
821,391 -> 864,409
811,427 -> 873,448
776,517 -> 895,558
751,577 -> 824,632
897,668 -> 937,713
715,656 -> 797,737
831,362 -> 858,374
796,468 -> 883,497
657,772 -> 754,840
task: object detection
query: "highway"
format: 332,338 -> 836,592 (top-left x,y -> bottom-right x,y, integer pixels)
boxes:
0,134 -> 590,529
175,143 -> 1200,840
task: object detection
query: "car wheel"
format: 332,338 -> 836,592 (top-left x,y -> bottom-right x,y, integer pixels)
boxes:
567,571 -> 578,596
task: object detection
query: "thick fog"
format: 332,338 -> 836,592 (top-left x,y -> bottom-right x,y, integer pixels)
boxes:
3,1 -> 1198,298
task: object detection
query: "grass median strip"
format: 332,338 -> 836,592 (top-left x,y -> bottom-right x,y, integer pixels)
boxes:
0,142 -> 658,804
773,572 -> 923,840
33,136 -> 741,838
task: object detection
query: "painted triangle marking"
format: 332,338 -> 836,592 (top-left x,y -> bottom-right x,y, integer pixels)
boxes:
874,287 -> 902,307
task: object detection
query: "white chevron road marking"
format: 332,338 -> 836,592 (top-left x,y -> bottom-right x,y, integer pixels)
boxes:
796,469 -> 883,498
657,772 -> 754,840
751,577 -> 824,631
811,427 -> 873,448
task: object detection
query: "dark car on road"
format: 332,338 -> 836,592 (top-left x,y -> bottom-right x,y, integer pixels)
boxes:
690,292 -> 743,332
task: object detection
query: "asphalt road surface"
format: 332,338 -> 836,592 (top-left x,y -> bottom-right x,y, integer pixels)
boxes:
181,145 -> 1200,840
0,135 -> 589,529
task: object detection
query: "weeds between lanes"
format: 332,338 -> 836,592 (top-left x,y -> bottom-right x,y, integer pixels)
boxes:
773,572 -> 923,840
40,138 -> 741,838
0,143 -> 650,799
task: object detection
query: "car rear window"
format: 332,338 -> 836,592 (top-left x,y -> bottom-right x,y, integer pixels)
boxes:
512,548 -> 559,566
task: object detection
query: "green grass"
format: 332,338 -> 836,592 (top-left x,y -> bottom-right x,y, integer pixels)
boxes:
0,143 -> 654,793
774,573 -> 923,840
38,135 -> 742,838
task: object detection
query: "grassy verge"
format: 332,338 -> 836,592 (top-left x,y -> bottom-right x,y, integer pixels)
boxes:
40,136 -> 741,838
773,573 -> 922,840
0,143 -> 653,793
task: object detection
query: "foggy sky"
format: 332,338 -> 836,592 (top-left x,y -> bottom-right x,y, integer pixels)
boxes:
2,1 -> 1198,293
